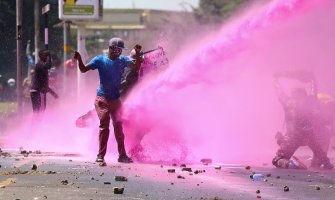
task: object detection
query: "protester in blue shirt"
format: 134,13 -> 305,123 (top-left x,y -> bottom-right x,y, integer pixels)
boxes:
74,37 -> 142,164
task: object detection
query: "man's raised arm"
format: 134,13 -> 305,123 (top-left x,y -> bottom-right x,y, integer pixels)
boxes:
74,51 -> 90,73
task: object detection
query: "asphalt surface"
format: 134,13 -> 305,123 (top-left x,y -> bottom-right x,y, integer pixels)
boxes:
0,149 -> 334,200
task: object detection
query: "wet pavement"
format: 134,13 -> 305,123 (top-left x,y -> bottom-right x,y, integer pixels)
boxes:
0,150 -> 334,200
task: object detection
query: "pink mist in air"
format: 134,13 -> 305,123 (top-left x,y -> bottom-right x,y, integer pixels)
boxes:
5,0 -> 335,165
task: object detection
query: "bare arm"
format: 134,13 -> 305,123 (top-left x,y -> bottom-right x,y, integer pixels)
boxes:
74,51 -> 91,73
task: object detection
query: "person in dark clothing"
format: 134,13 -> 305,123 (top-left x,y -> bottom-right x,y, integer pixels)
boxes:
120,44 -> 144,99
272,71 -> 334,169
73,37 -> 143,164
30,49 -> 52,112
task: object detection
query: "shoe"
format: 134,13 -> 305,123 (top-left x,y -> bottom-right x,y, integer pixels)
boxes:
96,156 -> 105,163
118,155 -> 133,163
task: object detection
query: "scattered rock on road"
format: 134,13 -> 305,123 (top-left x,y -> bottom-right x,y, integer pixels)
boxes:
283,186 -> 289,192
115,176 -> 128,181
113,187 -> 124,194
31,164 -> 37,170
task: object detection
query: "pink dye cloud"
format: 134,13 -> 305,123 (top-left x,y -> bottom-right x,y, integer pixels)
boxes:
5,0 -> 335,165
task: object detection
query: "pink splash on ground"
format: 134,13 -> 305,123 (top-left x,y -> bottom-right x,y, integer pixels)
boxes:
4,0 -> 335,165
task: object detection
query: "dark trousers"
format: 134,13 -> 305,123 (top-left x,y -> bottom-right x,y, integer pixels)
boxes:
94,96 -> 127,158
273,130 -> 330,168
30,91 -> 46,112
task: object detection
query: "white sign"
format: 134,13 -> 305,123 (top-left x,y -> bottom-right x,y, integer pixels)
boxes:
58,0 -> 103,20
140,47 -> 169,77
42,4 -> 50,14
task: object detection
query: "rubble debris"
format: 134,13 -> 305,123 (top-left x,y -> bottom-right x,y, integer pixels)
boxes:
315,186 -> 321,190
200,158 -> 212,165
276,176 -> 280,179
214,166 -> 221,170
0,170 -> 56,175
181,167 -> 192,172
168,169 -> 176,173
104,182 -> 111,185
0,185 -> 5,189
177,175 -> 185,179
256,190 -> 260,194
100,172 -> 104,176
69,159 -> 72,162
266,173 -> 271,177
172,163 -> 177,167
113,187 -> 124,194
283,186 -> 289,192
180,164 -> 186,167
194,170 -> 205,174
0,152 -> 11,157
245,166 -> 251,170
115,176 -> 128,181
61,180 -> 68,185
34,150 -> 41,154
20,150 -> 27,154
43,195 -> 47,199
256,195 -> 262,199
31,164 -> 37,170
99,162 -> 107,167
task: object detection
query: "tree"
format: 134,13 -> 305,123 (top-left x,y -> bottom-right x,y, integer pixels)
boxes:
194,0 -> 248,24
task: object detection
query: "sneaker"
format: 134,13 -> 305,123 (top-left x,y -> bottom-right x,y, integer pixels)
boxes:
118,155 -> 133,163
96,156 -> 105,163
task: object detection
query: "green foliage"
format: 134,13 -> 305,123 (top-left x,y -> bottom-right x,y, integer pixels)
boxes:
195,0 -> 248,24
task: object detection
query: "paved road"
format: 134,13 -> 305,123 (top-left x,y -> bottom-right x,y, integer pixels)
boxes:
0,150 -> 334,200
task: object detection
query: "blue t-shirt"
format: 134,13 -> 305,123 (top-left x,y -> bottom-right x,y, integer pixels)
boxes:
87,54 -> 134,100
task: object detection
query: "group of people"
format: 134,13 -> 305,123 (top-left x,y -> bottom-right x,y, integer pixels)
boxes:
27,36 -> 334,168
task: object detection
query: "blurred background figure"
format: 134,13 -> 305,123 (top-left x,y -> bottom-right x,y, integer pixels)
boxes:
22,69 -> 35,112
0,74 -> 5,102
64,57 -> 78,97
30,49 -> 52,113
